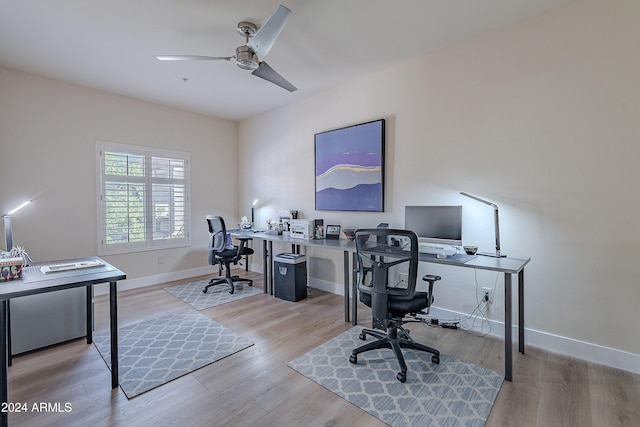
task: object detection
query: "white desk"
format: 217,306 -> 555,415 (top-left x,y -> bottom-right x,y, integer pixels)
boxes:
230,229 -> 530,381
0,257 -> 125,427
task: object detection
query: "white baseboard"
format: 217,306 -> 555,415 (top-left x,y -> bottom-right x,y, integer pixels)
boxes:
98,269 -> 640,376
427,306 -> 640,376
308,276 -> 345,296
93,266 -> 213,296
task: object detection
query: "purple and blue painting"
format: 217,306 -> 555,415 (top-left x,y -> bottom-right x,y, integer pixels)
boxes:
315,119 -> 384,211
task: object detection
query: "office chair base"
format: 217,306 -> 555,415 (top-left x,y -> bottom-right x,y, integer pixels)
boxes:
350,325 -> 439,383
203,276 -> 253,294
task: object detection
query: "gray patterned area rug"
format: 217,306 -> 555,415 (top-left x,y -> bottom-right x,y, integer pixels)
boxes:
164,278 -> 263,310
94,310 -> 253,398
288,327 -> 503,427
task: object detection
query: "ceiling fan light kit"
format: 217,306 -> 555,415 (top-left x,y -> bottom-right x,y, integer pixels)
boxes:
157,5 -> 296,92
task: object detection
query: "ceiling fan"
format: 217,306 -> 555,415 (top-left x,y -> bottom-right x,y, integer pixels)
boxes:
157,5 -> 297,92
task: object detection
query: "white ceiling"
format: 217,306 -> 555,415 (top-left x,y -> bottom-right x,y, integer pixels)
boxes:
0,0 -> 575,121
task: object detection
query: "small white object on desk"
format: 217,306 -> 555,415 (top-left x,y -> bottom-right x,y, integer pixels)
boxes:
40,260 -> 104,274
418,243 -> 457,257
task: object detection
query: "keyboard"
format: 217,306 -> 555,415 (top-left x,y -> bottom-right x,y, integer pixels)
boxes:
41,260 -> 104,274
418,243 -> 457,256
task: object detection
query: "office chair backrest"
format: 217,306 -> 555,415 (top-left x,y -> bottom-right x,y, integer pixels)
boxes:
355,228 -> 419,330
206,215 -> 227,257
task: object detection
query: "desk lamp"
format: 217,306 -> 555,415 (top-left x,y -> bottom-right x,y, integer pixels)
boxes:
460,192 -> 506,257
251,199 -> 259,225
3,200 -> 32,251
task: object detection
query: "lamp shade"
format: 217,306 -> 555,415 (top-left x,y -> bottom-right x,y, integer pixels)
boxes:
3,200 -> 32,251
460,192 -> 505,257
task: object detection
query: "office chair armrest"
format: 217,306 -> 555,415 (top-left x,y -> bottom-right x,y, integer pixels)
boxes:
422,274 -> 441,308
234,237 -> 252,259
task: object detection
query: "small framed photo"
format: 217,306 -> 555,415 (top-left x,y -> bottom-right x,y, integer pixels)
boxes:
314,219 -> 324,239
325,225 -> 341,240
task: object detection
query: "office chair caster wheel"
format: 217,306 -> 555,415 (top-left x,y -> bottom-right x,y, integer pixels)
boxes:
397,372 -> 407,383
359,332 -> 367,340
349,354 -> 357,364
432,355 -> 440,364
202,289 -> 208,294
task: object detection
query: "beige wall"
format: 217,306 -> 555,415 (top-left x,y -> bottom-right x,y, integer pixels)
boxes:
0,66 -> 238,280
239,0 -> 640,364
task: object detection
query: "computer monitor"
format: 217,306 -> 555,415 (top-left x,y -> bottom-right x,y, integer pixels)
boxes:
404,205 -> 462,246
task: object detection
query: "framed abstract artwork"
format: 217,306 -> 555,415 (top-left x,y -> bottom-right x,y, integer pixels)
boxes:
314,119 -> 385,212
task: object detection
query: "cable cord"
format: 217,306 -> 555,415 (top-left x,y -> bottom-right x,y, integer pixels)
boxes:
456,269 -> 500,337
412,269 -> 500,334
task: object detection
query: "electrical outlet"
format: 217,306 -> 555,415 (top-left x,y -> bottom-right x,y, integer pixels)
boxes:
158,255 -> 165,265
482,287 -> 492,303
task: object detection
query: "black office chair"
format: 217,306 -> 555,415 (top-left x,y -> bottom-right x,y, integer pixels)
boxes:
203,215 -> 254,294
349,228 -> 441,383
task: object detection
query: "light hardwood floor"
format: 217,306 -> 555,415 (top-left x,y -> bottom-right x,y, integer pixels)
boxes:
6,270 -> 640,426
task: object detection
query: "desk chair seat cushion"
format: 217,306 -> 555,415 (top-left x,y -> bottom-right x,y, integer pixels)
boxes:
239,246 -> 254,256
214,246 -> 254,261
359,290 -> 431,316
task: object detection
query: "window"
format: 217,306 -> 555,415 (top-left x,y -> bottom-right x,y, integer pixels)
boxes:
97,141 -> 191,255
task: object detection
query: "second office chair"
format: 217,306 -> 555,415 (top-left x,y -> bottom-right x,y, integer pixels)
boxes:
204,215 -> 254,294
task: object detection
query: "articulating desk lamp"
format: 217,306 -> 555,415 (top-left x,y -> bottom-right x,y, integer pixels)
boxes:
3,200 -> 32,252
460,192 -> 506,258
251,199 -> 259,226
3,200 -> 31,365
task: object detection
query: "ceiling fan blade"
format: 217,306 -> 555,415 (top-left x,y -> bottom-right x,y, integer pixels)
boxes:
247,5 -> 291,59
251,62 -> 297,92
156,55 -> 232,61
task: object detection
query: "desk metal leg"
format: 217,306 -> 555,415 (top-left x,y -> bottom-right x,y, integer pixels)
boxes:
504,273 -> 513,382
6,302 -> 10,367
519,269 -> 525,354
86,286 -> 93,344
262,240 -> 268,294
109,281 -> 119,389
245,239 -> 250,272
269,241 -> 274,295
351,252 -> 358,326
343,251 -> 349,323
1,301 -> 8,427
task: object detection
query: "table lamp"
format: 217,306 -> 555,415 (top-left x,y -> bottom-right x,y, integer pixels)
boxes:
460,192 -> 506,257
3,200 -> 32,251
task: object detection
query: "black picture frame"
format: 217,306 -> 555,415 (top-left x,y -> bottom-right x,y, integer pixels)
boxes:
314,219 -> 324,239
325,225 -> 341,240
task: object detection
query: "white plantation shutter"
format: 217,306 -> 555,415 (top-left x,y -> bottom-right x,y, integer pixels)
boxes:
97,142 -> 191,255
151,156 -> 186,242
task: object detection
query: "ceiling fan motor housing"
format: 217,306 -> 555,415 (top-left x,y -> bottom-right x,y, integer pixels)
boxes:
235,45 -> 259,70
